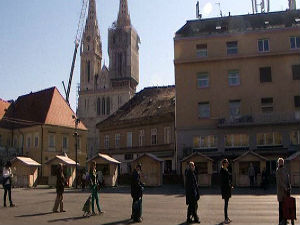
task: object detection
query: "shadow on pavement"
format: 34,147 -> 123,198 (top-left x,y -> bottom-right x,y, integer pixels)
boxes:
48,215 -> 88,223
101,219 -> 133,225
15,212 -> 54,217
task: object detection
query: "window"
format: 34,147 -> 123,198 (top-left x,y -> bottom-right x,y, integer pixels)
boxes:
196,44 -> 207,57
62,136 -> 68,150
151,129 -> 157,145
13,136 -> 18,148
229,100 -> 241,117
164,127 -> 171,144
102,98 -> 106,115
198,102 -> 210,118
228,70 -> 240,86
227,41 -> 238,55
48,134 -> 55,151
34,134 -> 39,148
106,97 -> 110,115
290,36 -> 300,49
87,60 -> 91,82
225,134 -> 249,147
139,130 -> 144,146
26,135 -> 31,148
261,97 -> 273,113
294,96 -> 300,108
292,65 -> 300,80
290,131 -> 300,145
125,154 -> 133,160
104,135 -> 109,149
256,132 -> 282,146
127,132 -> 132,148
97,98 -> 101,115
115,133 -> 120,148
197,73 -> 209,88
258,39 -> 269,52
193,135 -> 217,149
260,67 -> 272,82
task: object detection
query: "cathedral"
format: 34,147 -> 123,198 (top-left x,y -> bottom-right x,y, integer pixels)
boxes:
77,0 -> 140,158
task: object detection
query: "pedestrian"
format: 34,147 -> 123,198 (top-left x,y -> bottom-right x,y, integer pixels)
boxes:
81,169 -> 86,191
53,163 -> 66,213
2,161 -> 15,207
276,158 -> 291,225
130,164 -> 144,223
185,161 -> 200,224
220,159 -> 232,224
89,161 -> 103,215
248,163 -> 255,189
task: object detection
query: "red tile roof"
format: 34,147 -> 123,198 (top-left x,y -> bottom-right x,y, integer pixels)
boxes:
0,99 -> 10,120
0,87 -> 87,130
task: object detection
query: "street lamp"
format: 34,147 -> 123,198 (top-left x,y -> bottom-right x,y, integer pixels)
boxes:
72,115 -> 80,189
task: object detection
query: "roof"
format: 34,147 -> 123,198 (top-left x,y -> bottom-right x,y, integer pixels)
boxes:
132,153 -> 163,163
87,153 -> 121,164
233,151 -> 268,162
286,151 -> 300,161
181,152 -> 213,162
176,10 -> 300,38
0,87 -> 87,130
45,154 -> 77,166
0,99 -> 10,120
97,86 -> 175,129
11,157 -> 41,166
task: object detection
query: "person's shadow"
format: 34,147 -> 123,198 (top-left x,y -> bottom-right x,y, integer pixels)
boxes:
99,219 -> 132,225
15,212 -> 54,217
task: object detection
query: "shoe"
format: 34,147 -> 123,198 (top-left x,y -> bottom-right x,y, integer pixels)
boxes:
91,212 -> 97,216
227,218 -> 232,223
10,203 -> 15,207
186,218 -> 193,224
194,219 -> 201,223
98,210 -> 104,214
224,218 -> 231,224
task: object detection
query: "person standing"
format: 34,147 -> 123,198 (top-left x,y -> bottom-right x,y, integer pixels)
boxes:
276,158 -> 291,225
220,159 -> 232,224
248,163 -> 255,189
131,164 -> 144,223
2,161 -> 15,207
185,161 -> 200,224
89,161 -> 103,215
53,163 -> 66,213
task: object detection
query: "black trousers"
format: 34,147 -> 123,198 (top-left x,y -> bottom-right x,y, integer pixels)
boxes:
279,201 -> 288,224
187,201 -> 199,221
3,185 -> 12,205
224,198 -> 229,220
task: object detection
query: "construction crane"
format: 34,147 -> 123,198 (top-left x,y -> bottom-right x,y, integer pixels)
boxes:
62,0 -> 89,105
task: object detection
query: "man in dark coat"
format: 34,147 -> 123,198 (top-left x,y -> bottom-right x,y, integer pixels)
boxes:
220,159 -> 232,224
53,163 -> 66,213
185,161 -> 200,224
131,164 -> 144,222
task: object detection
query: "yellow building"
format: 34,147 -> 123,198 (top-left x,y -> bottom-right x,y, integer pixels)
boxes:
174,10 -> 300,183
0,87 -> 88,180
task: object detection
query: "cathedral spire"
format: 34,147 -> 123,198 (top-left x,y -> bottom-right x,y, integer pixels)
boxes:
117,0 -> 131,27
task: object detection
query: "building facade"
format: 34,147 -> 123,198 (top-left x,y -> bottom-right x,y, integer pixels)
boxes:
174,10 -> 300,176
78,0 -> 140,158
96,86 -> 176,175
0,87 -> 88,177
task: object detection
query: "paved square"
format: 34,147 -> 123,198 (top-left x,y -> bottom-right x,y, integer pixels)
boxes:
0,186 -> 299,225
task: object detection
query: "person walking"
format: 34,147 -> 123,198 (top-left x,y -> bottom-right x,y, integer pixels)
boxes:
248,163 -> 255,189
220,159 -> 232,224
130,164 -> 144,223
2,161 -> 15,207
185,161 -> 200,224
276,158 -> 291,225
53,163 -> 66,213
89,161 -> 103,215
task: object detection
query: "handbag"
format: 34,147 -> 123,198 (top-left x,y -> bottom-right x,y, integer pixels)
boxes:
282,196 -> 296,220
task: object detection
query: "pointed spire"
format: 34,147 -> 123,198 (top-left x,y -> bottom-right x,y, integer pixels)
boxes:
117,0 -> 131,27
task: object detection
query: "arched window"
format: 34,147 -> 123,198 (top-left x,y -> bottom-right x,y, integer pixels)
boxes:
106,97 -> 110,115
87,60 -> 91,82
97,98 -> 101,115
102,97 -> 106,115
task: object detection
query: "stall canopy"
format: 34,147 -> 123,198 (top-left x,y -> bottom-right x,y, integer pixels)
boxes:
12,157 -> 41,167
88,153 -> 121,164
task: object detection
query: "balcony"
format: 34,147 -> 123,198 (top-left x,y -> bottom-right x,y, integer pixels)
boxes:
218,112 -> 300,127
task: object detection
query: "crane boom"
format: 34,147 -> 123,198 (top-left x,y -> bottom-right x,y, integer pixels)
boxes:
63,0 -> 89,105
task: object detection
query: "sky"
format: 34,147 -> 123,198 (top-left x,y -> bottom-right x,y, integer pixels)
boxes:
0,0 -> 298,111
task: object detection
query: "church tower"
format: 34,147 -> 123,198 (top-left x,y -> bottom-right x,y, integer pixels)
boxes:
108,0 -> 140,91
80,0 -> 102,92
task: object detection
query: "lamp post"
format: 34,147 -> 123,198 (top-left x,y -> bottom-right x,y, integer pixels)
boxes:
73,115 -> 80,189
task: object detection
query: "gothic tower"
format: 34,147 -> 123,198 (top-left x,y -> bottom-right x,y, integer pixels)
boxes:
108,0 -> 140,91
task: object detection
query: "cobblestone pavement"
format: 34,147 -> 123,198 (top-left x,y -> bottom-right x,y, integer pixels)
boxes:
0,186 -> 299,225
